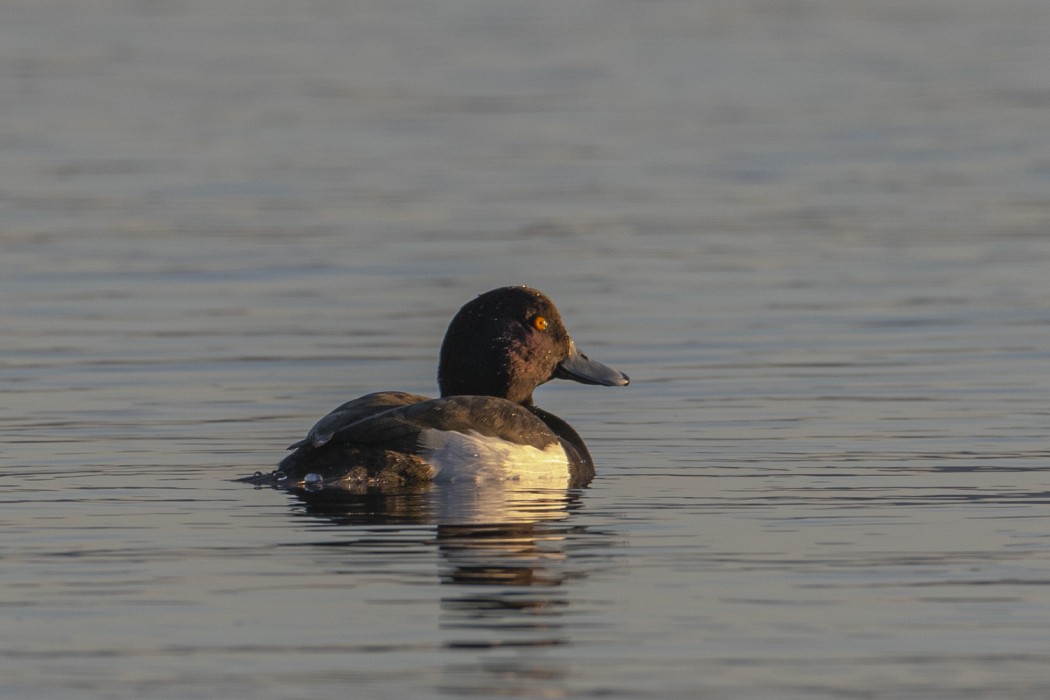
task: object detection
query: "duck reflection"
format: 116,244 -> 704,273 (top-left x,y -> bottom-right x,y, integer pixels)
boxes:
289,480 -> 592,587
295,480 -> 604,582
289,478 -> 584,527
280,481 -> 616,693
434,518 -> 578,666
436,521 -> 573,588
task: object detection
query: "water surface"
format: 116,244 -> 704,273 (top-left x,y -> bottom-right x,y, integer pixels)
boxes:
3,1 -> 1050,698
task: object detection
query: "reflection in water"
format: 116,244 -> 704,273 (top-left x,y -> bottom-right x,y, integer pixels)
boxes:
286,483 -> 615,693
432,516 -> 600,697
289,486 -> 435,526
287,480 -> 586,527
437,523 -> 573,588
288,482 -> 594,590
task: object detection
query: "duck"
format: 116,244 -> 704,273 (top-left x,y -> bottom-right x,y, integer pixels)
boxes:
246,286 -> 629,491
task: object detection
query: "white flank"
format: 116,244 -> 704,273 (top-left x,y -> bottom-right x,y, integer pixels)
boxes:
419,429 -> 570,484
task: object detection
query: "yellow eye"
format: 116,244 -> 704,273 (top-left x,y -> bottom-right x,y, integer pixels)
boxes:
533,316 -> 548,331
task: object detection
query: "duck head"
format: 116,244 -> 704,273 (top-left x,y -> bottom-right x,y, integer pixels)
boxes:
438,286 -> 629,405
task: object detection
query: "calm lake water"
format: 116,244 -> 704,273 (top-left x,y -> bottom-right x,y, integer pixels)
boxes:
3,1 -> 1050,698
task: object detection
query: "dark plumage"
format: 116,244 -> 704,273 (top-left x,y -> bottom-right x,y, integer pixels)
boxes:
243,286 -> 628,491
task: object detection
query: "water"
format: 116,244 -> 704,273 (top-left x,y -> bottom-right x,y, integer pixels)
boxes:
3,1 -> 1050,697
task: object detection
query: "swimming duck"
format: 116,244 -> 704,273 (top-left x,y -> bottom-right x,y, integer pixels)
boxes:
248,286 -> 628,490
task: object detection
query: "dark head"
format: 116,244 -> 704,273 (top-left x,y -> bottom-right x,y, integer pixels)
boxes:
438,286 -> 629,405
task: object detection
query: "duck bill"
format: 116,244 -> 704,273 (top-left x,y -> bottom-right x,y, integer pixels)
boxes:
555,341 -> 630,386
